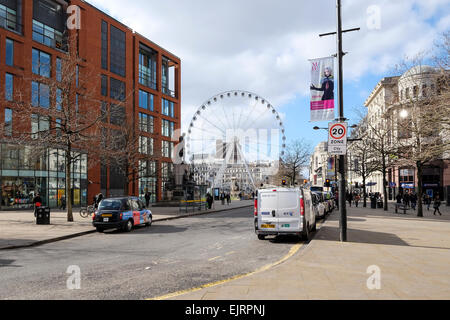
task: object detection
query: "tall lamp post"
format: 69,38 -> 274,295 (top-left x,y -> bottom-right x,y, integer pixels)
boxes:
317,0 -> 360,242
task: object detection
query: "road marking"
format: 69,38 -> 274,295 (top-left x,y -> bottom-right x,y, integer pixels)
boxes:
148,242 -> 304,300
225,251 -> 235,256
147,218 -> 328,301
208,256 -> 221,262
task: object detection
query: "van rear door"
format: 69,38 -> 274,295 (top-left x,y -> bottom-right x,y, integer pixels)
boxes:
259,190 -> 279,232
277,189 -> 301,232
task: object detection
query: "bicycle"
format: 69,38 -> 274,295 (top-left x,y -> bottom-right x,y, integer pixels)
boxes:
80,205 -> 96,218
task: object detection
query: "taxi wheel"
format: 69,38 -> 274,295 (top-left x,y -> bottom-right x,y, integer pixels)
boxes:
258,235 -> 266,240
146,215 -> 152,227
96,227 -> 104,233
124,220 -> 133,232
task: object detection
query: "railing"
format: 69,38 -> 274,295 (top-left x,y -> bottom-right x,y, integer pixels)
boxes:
139,72 -> 157,90
179,200 -> 208,213
162,86 -> 176,98
32,20 -> 66,51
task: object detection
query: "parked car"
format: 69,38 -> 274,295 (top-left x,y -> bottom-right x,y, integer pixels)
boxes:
93,197 -> 152,233
254,187 -> 316,241
312,192 -> 326,219
323,191 -> 335,213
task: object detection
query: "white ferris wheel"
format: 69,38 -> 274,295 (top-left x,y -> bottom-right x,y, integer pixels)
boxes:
185,91 -> 286,192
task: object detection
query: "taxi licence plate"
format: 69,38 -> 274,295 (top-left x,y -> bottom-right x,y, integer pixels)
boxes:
103,218 -> 109,222
261,224 -> 275,229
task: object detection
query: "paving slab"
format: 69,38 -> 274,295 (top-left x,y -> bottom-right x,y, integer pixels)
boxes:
167,205 -> 450,300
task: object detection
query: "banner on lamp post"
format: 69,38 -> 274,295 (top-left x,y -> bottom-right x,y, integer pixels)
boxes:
309,57 -> 335,122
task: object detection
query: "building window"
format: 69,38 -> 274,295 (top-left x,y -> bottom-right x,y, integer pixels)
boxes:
139,113 -> 154,133
32,81 -> 50,108
56,57 -> 62,81
31,113 -> 50,140
162,98 -> 174,117
110,25 -> 126,77
5,73 -> 13,101
32,48 -> 51,78
0,3 -> 18,32
4,108 -> 12,136
162,140 -> 173,158
101,75 -> 108,97
6,38 -> 14,66
139,44 -> 157,89
55,118 -> 62,136
56,88 -> 62,110
32,20 -> 64,50
139,136 -> 153,155
162,119 -> 174,138
110,77 -> 125,101
139,90 -> 154,111
101,20 -> 108,70
110,104 -> 125,126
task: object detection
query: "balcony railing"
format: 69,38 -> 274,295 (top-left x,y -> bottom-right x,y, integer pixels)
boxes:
139,71 -> 157,90
162,86 -> 176,98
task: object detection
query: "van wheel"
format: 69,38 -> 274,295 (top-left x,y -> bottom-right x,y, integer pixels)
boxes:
258,235 -> 266,240
146,215 -> 152,227
303,223 -> 311,241
312,222 -> 317,232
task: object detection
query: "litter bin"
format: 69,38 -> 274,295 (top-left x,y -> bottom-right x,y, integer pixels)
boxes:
36,207 -> 51,225
370,197 -> 377,209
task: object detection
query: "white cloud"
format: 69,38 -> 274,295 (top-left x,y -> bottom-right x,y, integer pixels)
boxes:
87,0 -> 449,132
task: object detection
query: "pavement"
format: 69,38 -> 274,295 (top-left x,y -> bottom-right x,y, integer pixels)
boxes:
0,200 -> 253,250
163,204 -> 450,300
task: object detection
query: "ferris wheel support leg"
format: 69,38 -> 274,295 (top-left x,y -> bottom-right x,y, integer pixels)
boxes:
236,144 -> 256,191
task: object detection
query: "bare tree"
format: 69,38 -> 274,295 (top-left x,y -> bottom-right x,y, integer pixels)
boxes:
7,33 -> 104,222
280,139 -> 312,187
389,46 -> 450,217
348,126 -> 380,207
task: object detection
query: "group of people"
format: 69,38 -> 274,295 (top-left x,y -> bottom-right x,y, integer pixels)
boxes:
220,192 -> 232,206
396,192 -> 442,216
346,191 -> 363,208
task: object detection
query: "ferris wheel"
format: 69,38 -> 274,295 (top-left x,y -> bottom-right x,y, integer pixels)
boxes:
185,91 -> 286,192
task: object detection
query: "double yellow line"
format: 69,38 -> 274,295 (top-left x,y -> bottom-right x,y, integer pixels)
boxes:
148,219 -> 326,300
148,243 -> 303,300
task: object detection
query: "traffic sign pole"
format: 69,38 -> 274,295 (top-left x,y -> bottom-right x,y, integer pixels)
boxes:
319,0 -> 359,242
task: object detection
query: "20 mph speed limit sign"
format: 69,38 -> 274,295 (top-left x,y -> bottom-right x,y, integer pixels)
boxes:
328,122 -> 348,155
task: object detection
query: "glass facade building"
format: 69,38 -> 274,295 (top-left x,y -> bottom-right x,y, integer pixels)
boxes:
0,144 -> 88,210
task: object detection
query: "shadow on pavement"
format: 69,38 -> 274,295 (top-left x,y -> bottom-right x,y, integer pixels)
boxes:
0,259 -> 22,268
101,224 -> 188,235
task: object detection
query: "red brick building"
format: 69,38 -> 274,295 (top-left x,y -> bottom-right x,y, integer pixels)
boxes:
0,0 -> 181,209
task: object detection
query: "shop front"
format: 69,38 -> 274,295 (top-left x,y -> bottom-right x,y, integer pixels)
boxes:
0,144 -> 88,211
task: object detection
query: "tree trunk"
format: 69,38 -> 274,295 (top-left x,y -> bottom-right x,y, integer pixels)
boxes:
363,176 -> 367,208
382,156 -> 388,211
417,162 -> 424,217
66,145 -> 74,222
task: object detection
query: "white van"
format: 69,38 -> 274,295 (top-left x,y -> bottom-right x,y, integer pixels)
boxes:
254,187 -> 316,241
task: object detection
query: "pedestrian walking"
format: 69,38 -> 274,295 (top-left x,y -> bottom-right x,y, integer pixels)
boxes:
433,196 -> 442,216
95,193 -> 104,209
226,193 -> 231,205
346,192 -> 353,207
60,195 -> 66,211
206,193 -> 213,209
144,191 -> 151,208
396,193 -> 403,204
354,194 -> 361,208
403,193 -> 410,208
33,193 -> 42,217
220,192 -> 225,205
411,193 -> 417,211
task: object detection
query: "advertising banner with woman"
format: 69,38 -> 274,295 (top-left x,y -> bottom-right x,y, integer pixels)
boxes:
309,57 -> 335,122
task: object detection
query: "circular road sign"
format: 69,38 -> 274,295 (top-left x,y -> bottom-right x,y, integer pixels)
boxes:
330,123 -> 347,140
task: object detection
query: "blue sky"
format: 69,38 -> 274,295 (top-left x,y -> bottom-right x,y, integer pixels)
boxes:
89,0 -> 450,152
